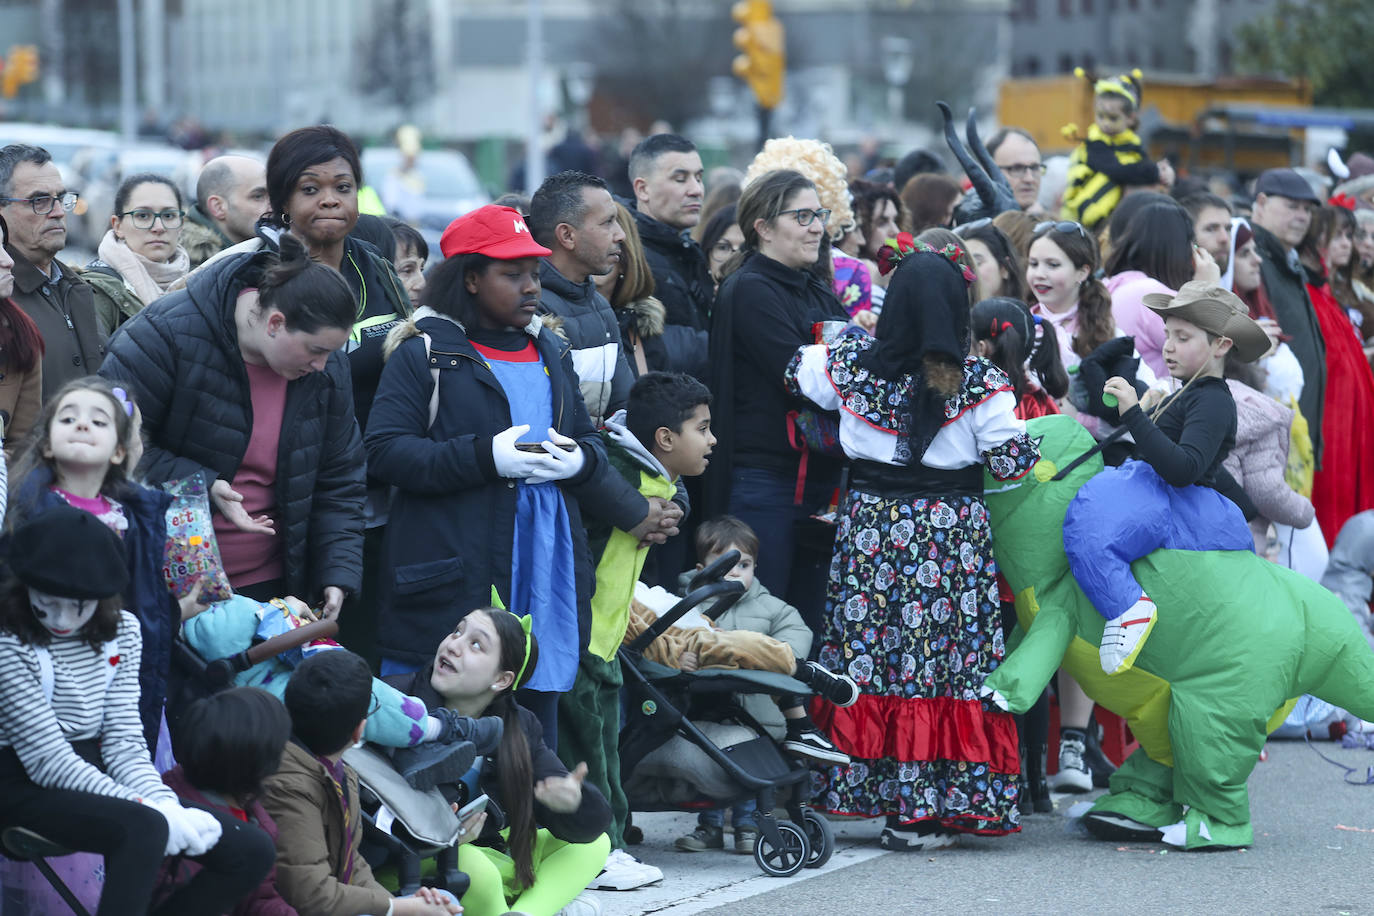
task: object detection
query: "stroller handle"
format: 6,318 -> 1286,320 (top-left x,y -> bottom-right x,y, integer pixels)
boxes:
686,548 -> 741,595
626,551 -> 745,654
203,618 -> 340,689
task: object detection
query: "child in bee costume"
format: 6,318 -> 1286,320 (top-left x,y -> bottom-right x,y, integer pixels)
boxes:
1061,68 -> 1169,230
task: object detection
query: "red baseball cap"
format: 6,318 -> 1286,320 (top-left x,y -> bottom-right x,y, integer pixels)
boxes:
440,205 -> 553,260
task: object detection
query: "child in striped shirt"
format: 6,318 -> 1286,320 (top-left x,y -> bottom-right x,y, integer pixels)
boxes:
0,505 -> 273,914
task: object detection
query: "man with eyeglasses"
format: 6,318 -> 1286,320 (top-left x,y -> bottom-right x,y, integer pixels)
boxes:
988,128 -> 1048,216
0,144 -> 106,398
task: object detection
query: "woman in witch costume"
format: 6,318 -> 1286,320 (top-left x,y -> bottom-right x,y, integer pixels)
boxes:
785,235 -> 1039,850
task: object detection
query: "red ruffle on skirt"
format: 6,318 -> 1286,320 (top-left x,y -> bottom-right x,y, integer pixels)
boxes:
811,692 -> 1021,774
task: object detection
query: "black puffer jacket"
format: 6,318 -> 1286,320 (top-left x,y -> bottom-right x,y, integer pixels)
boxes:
537,261 -> 633,428
98,249 -> 367,600
1253,223 -> 1326,461
629,205 -> 711,379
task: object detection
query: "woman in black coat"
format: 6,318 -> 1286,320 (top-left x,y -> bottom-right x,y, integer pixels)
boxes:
706,169 -> 848,632
365,206 -> 649,748
99,235 -> 366,614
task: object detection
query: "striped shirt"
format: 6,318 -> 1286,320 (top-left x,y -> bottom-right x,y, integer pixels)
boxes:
0,611 -> 175,803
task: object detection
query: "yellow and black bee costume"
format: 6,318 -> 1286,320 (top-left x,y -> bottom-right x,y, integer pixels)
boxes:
1060,68 -> 1160,230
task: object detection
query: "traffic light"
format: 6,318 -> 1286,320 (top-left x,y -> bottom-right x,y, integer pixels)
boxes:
732,0 -> 784,110
2,45 -> 39,99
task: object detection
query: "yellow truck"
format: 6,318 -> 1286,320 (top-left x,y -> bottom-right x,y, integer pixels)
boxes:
998,73 -> 1313,174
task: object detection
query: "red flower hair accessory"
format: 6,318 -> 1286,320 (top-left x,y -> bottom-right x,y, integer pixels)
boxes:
1330,192 -> 1357,211
876,231 -> 977,285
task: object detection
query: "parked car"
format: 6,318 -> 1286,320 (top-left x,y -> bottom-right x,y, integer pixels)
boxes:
361,147 -> 489,257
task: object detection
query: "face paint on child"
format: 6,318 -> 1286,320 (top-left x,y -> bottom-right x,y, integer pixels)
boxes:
29,588 -> 99,638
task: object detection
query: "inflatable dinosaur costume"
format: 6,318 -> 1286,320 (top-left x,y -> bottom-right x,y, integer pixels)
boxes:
981,415 -> 1374,849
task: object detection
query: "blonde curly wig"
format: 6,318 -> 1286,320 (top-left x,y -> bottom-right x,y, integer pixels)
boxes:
742,137 -> 854,240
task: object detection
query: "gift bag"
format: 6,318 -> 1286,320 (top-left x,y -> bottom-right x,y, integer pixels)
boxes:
162,476 -> 232,602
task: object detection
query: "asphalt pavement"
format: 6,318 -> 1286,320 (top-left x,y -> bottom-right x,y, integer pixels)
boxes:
600,740 -> 1374,916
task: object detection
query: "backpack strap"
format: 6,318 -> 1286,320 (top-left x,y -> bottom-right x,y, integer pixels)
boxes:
421,332 -> 440,430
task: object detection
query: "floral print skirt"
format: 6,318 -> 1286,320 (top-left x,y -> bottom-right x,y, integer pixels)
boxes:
810,488 -> 1022,835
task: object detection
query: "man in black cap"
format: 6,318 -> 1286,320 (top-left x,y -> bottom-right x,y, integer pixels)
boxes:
1248,167 -> 1326,459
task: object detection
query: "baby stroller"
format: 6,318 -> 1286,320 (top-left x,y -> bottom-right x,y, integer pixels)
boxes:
171,615 -> 469,900
618,550 -> 836,877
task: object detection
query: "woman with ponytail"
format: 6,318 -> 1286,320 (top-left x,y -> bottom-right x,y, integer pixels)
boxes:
388,608 -> 611,916
972,297 -> 1069,419
100,228 -> 365,612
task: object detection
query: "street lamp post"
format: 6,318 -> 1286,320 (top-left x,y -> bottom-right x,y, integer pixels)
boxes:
525,0 -> 545,193
880,36 -> 913,128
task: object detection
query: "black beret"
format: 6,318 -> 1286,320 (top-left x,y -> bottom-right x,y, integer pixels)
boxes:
8,506 -> 129,600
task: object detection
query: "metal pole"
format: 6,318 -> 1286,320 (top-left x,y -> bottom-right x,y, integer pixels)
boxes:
117,0 -> 137,141
524,0 -> 545,193
141,0 -> 166,113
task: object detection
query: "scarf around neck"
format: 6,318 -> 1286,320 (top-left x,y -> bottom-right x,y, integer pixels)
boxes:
97,229 -> 191,305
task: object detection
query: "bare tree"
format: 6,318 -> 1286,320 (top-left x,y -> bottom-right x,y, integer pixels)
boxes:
355,0 -> 435,118
590,0 -> 733,129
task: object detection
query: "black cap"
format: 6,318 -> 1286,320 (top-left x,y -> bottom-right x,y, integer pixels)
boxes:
8,506 -> 129,599
1254,169 -> 1321,205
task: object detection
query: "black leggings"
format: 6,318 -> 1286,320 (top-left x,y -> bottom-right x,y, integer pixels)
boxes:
0,761 -> 273,916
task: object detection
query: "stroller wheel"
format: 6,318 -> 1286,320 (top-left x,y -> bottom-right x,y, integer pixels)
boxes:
754,820 -> 809,877
801,809 -> 834,869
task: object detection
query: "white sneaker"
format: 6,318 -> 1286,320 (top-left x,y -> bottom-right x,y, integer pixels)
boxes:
1048,731 -> 1093,793
593,849 -> 662,890
1100,596 -> 1156,675
555,891 -> 603,916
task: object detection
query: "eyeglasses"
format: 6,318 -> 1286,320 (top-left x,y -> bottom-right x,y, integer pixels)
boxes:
777,207 -> 831,227
1034,220 -> 1091,240
0,191 -> 80,215
1000,163 -> 1047,178
119,208 -> 185,230
954,217 -> 993,237
711,239 -> 741,256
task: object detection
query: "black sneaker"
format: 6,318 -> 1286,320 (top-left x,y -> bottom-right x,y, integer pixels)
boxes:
391,740 -> 477,791
432,709 -> 503,754
783,728 -> 852,765
1081,811 -> 1163,842
1049,731 -> 1093,793
803,662 -> 860,708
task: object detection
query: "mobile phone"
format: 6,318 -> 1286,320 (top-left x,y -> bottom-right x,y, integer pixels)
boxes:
514,442 -> 576,453
457,793 -> 490,821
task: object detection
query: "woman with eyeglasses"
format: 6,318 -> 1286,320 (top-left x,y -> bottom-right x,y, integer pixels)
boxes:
705,169 -> 847,632
82,173 -> 191,337
699,204 -> 745,292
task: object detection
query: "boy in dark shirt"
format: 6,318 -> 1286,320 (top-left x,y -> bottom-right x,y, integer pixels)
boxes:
1063,282 -> 1272,675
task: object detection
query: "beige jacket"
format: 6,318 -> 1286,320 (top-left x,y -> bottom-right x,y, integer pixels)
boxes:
261,741 -> 392,916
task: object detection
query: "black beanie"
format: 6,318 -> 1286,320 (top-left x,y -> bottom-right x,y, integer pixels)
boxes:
8,506 -> 129,600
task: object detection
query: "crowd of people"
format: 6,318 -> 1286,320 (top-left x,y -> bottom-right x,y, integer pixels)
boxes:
0,98 -> 1372,915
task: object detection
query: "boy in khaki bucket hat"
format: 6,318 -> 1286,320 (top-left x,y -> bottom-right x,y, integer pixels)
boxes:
1062,281 -> 1272,676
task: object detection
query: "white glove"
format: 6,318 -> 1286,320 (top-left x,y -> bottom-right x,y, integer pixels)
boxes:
523,429 -> 587,484
491,424 -> 561,479
149,797 -> 222,856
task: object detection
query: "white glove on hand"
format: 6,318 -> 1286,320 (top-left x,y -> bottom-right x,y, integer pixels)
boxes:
491,424 -> 561,479
150,798 -> 222,856
524,429 -> 586,484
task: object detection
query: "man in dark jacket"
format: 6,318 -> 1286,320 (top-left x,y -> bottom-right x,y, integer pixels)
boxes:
99,247 -> 366,605
1249,168 -> 1327,460
627,134 -> 711,378
0,144 -> 106,398
529,170 -> 633,427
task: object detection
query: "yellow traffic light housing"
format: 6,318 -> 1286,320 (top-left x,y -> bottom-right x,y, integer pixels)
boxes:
731,0 -> 784,110
2,45 -> 39,99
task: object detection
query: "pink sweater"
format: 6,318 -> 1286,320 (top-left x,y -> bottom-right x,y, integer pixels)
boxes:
1106,271 -> 1170,380
1223,379 -> 1315,551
